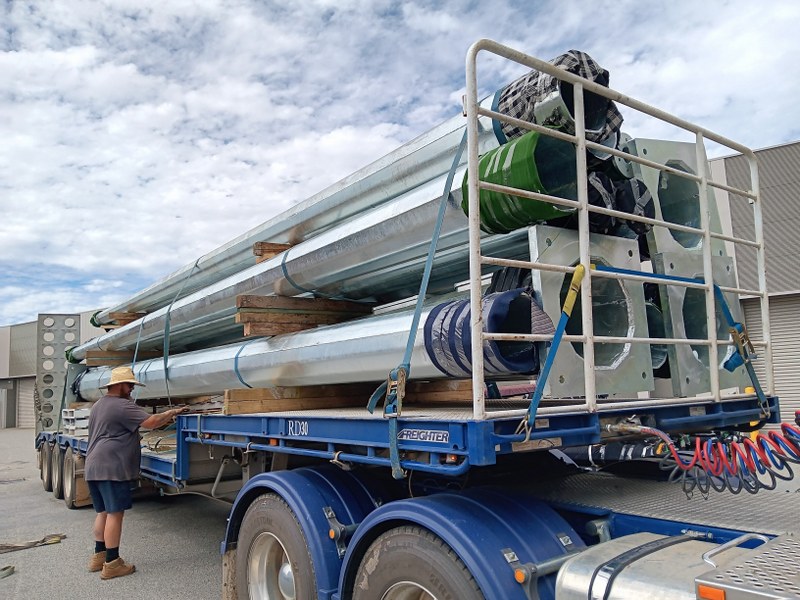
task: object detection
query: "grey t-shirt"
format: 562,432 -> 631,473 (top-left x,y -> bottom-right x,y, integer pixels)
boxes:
84,394 -> 150,481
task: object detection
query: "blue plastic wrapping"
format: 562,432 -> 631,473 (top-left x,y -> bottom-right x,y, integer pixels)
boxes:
424,288 -> 549,378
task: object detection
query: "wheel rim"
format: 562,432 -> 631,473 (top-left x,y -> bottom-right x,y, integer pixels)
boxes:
42,444 -> 52,488
381,582 -> 437,600
247,531 -> 296,600
63,450 -> 74,503
51,446 -> 61,490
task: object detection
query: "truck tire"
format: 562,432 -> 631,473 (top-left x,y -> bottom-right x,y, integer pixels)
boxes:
235,493 -> 317,600
51,443 -> 64,499
41,441 -> 53,492
63,446 -> 76,508
352,526 -> 482,600
63,446 -> 92,509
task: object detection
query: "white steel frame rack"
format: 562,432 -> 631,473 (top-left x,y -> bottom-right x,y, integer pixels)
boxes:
463,39 -> 773,421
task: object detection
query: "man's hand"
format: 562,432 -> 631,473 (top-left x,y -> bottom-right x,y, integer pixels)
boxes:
141,406 -> 189,430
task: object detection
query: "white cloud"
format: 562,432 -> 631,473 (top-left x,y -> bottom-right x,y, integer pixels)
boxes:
402,3 -> 461,35
1,0 -> 799,326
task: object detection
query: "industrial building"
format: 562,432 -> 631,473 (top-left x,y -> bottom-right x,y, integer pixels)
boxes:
720,140 -> 800,423
0,312 -> 101,429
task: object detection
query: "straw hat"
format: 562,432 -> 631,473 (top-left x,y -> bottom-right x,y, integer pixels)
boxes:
101,366 -> 146,388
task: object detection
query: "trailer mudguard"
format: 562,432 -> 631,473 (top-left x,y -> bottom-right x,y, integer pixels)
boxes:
338,487 -> 585,600
222,465 -> 395,600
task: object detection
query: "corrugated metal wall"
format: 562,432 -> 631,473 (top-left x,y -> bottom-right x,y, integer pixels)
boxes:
80,312 -> 105,343
0,326 -> 9,379
742,295 -> 800,424
726,142 -> 800,426
0,389 -> 6,428
726,143 -> 800,294
9,322 -> 36,378
16,377 -> 35,429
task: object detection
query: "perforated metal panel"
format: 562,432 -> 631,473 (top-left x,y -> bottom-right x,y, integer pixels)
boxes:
529,225 -> 653,396
623,138 -> 728,257
696,534 -> 800,599
36,314 -> 80,433
652,251 -> 749,397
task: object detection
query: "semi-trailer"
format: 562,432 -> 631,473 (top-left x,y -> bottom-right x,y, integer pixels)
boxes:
34,40 -> 800,600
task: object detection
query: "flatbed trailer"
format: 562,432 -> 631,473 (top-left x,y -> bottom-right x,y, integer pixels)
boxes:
40,392 -> 782,487
33,40 -> 800,600
36,405 -> 799,599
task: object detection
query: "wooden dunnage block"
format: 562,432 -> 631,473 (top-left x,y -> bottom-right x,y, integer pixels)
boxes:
236,295 -> 372,337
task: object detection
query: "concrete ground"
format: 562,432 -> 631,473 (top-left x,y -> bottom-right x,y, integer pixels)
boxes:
0,427 -> 230,600
2,426 -> 796,600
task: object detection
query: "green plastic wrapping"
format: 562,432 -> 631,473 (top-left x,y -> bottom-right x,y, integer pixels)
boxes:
461,130 -> 578,234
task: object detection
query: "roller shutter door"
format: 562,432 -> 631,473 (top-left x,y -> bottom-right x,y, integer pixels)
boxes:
16,377 -> 35,429
0,389 -> 6,429
743,295 -> 800,424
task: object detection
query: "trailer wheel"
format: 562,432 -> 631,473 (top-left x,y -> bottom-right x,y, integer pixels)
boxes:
235,493 -> 316,600
63,447 -> 88,509
63,447 -> 76,508
41,441 -> 53,492
352,526 -> 482,600
51,443 -> 64,499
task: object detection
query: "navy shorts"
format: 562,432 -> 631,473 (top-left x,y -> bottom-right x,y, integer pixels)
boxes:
88,480 -> 135,513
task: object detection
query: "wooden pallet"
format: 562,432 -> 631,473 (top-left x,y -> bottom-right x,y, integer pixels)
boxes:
84,349 -> 162,367
236,295 -> 372,337
109,311 -> 146,325
97,311 -> 147,330
67,401 -> 95,410
253,242 -> 293,264
404,379 -> 474,404
223,379 -> 475,415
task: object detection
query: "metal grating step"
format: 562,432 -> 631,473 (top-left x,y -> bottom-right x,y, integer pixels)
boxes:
696,533 -> 800,599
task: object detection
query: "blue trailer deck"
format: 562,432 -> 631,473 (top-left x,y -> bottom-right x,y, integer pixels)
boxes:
175,395 -> 779,478
38,393 -> 780,489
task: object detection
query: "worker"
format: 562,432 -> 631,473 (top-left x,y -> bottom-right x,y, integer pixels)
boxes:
84,365 -> 186,580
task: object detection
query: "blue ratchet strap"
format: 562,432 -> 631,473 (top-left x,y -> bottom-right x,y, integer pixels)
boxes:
527,265 -> 585,426
490,88 -> 509,145
233,338 -> 264,389
131,316 -> 146,370
712,284 -> 768,416
280,249 -> 372,304
163,259 -> 201,406
367,129 -> 468,480
594,264 -> 769,417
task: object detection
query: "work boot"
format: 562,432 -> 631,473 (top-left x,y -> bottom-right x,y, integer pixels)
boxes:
88,551 -> 105,572
100,557 -> 136,580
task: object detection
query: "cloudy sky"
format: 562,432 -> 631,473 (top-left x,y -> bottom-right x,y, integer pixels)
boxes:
2,0 -> 799,327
